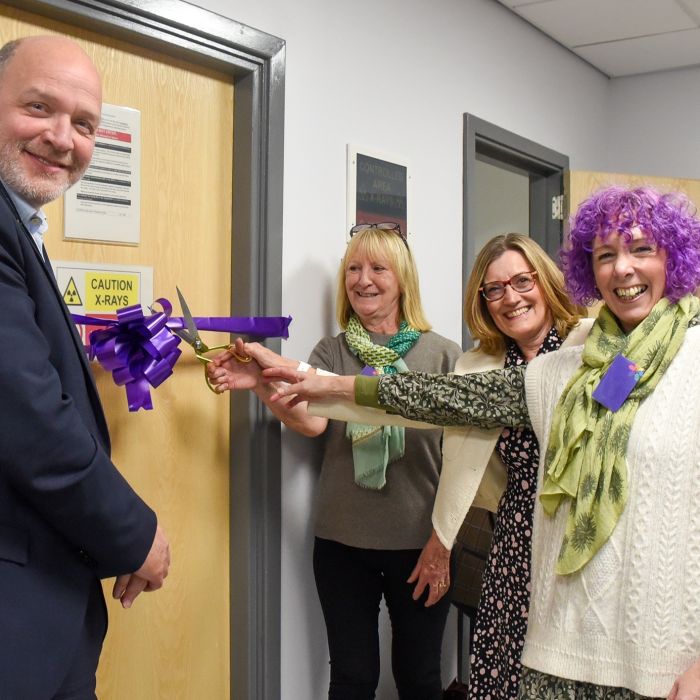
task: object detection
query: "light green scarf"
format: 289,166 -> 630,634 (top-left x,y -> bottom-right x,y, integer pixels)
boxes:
540,294 -> 700,574
344,315 -> 421,489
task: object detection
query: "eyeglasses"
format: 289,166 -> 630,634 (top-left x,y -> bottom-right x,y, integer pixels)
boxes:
479,270 -> 538,301
349,222 -> 407,247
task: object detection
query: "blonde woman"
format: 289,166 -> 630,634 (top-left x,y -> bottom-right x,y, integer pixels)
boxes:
430,234 -> 587,699
210,224 -> 460,700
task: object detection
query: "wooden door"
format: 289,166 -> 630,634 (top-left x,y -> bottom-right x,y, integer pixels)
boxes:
568,170 -> 700,216
0,7 -> 234,698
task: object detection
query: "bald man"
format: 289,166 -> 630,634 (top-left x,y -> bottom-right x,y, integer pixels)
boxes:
0,36 -> 169,699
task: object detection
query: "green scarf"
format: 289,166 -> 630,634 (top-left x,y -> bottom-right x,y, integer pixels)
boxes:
540,294 -> 700,575
344,314 -> 421,489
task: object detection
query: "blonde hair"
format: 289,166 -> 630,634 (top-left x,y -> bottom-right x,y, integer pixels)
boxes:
465,233 -> 584,355
336,227 -> 431,331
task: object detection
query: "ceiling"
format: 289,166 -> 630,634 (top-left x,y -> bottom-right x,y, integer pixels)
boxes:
495,0 -> 700,78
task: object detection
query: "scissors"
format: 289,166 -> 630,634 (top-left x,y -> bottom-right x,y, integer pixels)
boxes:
172,287 -> 251,393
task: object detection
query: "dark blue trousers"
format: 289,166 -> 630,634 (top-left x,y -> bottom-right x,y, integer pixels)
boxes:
314,537 -> 451,700
53,578 -> 106,700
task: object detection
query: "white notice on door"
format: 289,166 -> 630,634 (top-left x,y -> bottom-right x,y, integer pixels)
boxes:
64,103 -> 141,245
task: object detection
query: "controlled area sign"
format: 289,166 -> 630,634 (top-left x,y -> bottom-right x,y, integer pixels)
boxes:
52,261 -> 154,347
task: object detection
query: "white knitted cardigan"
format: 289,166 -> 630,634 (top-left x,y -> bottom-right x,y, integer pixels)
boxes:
522,327 -> 700,697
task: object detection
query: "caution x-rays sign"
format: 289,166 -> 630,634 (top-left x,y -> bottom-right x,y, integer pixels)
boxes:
52,261 -> 154,347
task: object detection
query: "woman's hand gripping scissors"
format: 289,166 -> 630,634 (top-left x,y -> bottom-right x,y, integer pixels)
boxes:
170,287 -> 251,393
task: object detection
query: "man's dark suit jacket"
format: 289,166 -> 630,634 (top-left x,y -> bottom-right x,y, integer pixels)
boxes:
0,183 -> 157,698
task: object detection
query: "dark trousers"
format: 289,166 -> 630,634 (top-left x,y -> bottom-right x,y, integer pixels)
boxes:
314,537 -> 451,700
53,578 -> 107,700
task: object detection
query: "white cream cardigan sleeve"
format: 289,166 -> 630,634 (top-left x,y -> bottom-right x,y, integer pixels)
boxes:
431,349 -> 507,547
431,318 -> 594,548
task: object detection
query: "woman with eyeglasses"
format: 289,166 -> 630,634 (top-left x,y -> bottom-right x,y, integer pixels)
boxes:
363,233 -> 587,699
427,233 -> 588,700
209,223 -> 461,700
259,187 -> 700,700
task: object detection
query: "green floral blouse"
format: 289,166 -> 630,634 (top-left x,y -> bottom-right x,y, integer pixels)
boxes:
356,366 -> 531,429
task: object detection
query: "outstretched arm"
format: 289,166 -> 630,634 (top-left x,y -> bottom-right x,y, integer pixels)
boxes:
263,365 -> 531,429
372,367 -> 530,428
263,367 -> 355,405
208,339 -> 328,437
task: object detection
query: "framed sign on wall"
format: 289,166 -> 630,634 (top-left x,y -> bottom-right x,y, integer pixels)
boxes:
346,145 -> 410,240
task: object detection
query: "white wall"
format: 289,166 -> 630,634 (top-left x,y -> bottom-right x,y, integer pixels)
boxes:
186,0 -> 699,697
607,64 -> 700,180
195,0 -> 612,345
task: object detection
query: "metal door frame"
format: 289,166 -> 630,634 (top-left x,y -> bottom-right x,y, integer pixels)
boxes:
463,113 -> 569,348
2,2 -> 285,698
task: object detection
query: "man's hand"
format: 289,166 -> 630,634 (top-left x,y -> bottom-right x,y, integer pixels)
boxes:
113,524 -> 170,608
136,524 -> 170,587
112,573 -> 149,609
407,528 -> 451,607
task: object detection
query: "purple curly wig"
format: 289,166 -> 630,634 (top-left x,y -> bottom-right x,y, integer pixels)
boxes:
561,186 -> 700,305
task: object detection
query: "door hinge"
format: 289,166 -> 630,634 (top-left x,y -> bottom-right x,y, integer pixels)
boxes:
551,194 -> 564,221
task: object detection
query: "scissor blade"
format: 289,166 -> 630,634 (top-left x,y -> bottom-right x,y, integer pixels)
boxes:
171,326 -> 193,344
176,286 -> 199,339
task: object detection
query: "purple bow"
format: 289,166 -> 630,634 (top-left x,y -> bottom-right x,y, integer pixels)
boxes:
72,299 -> 292,412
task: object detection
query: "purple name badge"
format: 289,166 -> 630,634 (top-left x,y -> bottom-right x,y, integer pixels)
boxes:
592,353 -> 644,412
360,365 -> 379,377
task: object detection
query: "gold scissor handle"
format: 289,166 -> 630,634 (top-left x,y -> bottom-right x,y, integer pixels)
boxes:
229,348 -> 252,364
198,343 -> 252,394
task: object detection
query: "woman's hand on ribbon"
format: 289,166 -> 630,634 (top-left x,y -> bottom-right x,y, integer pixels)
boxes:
407,528 -> 451,607
208,340 -> 329,437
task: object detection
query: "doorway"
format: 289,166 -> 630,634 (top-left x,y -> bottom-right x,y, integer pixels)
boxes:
2,2 -> 285,698
463,114 -> 569,347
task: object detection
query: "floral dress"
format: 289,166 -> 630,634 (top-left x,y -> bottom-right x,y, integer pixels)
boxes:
518,667 -> 662,699
467,328 -> 562,700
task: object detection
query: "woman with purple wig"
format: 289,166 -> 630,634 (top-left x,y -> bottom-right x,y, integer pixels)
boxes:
261,185 -> 700,699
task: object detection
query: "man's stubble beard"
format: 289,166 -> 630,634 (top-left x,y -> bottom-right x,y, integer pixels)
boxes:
0,140 -> 85,207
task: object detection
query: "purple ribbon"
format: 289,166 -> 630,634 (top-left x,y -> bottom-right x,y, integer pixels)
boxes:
72,298 -> 292,412
165,315 -> 292,338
